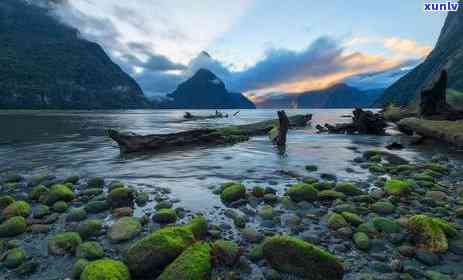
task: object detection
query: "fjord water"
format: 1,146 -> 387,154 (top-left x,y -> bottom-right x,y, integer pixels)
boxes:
0,109 -> 454,211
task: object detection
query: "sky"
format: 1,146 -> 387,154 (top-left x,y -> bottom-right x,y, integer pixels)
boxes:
46,0 -> 447,102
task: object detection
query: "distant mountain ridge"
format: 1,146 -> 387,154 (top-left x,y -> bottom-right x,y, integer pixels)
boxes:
0,0 -> 150,109
376,1 -> 463,106
160,69 -> 256,109
256,83 -> 383,108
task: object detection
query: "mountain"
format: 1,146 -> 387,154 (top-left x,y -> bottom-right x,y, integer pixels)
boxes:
160,69 -> 256,109
256,84 -> 383,108
376,2 -> 463,106
0,0 -> 150,109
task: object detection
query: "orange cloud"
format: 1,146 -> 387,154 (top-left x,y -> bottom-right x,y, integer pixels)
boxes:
383,37 -> 432,57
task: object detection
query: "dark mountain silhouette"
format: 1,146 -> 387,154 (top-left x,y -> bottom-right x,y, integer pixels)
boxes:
256,84 -> 383,108
0,0 -> 150,109
376,1 -> 463,106
160,69 -> 255,109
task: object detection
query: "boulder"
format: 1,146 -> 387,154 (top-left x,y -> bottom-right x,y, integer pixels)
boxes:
81,259 -> 130,280
220,183 -> 246,204
107,217 -> 141,243
0,216 -> 27,237
262,235 -> 343,279
287,183 -> 318,202
48,232 -> 82,255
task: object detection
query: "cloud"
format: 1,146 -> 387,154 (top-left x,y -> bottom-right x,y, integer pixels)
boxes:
38,0 -> 425,99
383,37 -> 432,58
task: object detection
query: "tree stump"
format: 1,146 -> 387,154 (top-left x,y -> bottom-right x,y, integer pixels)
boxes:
274,110 -> 290,146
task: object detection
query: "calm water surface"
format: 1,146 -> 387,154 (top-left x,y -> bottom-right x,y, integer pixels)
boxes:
0,109 -> 460,211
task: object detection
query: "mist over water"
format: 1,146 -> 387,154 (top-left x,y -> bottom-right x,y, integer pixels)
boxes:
0,109 -> 458,211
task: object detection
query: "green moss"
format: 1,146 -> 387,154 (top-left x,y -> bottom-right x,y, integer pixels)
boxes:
371,201 -> 395,215
0,195 -> 15,209
77,219 -> 103,240
353,232 -> 369,251
313,181 -> 333,191
64,175 -> 80,185
0,216 -> 27,237
52,201 -> 69,213
87,177 -> 105,189
107,187 -> 134,209
372,217 -> 401,234
341,212 -> 364,226
4,248 -> 26,268
248,244 -> 263,262
126,217 -> 207,277
135,192 -> 150,206
158,242 -> 212,280
334,182 -> 363,196
153,208 -> 178,224
262,235 -> 343,279
318,190 -> 346,200
85,200 -> 109,214
212,240 -> 240,266
2,201 -> 31,219
76,241 -> 104,260
423,163 -> 449,174
258,205 -> 274,220
72,259 -> 89,279
107,217 -> 141,243
33,205 -> 50,218
48,232 -> 82,255
368,164 -> 386,174
287,183 -> 318,202
43,184 -> 75,205
220,183 -> 246,203
408,215 -> 457,252
327,213 -> 348,230
29,185 -> 49,201
66,207 -> 88,222
252,186 -> 265,198
81,259 -> 130,280
384,179 -> 413,196
383,104 -> 416,122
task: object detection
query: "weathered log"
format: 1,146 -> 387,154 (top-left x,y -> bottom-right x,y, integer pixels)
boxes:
316,108 -> 387,135
273,111 -> 289,146
183,111 -> 228,120
108,113 -> 312,153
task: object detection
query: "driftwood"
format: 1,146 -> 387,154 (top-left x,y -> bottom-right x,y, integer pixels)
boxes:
420,70 -> 463,120
183,111 -> 228,120
273,111 -> 289,146
108,113 -> 312,153
316,108 -> 387,135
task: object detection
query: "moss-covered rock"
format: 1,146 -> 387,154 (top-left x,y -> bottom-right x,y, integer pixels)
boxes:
76,241 -> 104,260
126,217 -> 207,277
341,212 -> 364,226
153,208 -> 178,224
287,183 -> 318,202
248,244 -> 263,262
252,186 -> 265,198
4,248 -> 26,268
423,163 -> 449,174
262,235 -> 343,279
158,242 -> 212,280
328,213 -> 349,230
0,216 -> 27,237
107,187 -> 134,209
81,259 -> 130,280
2,201 -> 31,219
135,192 -> 149,206
43,184 -> 75,205
384,179 -> 413,196
33,205 -> 50,219
67,207 -> 88,222
319,190 -> 346,200
353,232 -> 369,251
371,201 -> 395,215
0,195 -> 15,209
107,217 -> 141,243
85,201 -> 109,214
87,177 -> 105,189
48,232 -> 82,255
372,217 -> 401,234
64,175 -> 80,185
77,219 -> 103,240
212,240 -> 240,266
72,259 -> 89,279
52,201 -> 69,213
334,182 -> 363,196
408,215 -> 457,253
29,185 -> 49,201
220,183 -> 246,203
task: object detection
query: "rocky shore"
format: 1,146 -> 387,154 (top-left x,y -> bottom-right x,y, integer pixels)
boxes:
0,147 -> 463,280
